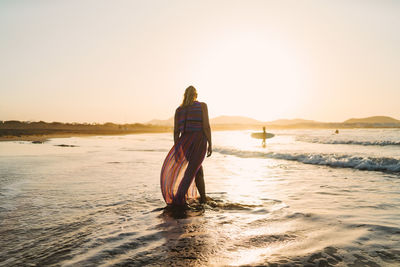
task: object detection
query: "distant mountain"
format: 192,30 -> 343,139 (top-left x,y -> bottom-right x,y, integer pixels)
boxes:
210,116 -> 263,125
148,117 -> 173,126
147,115 -> 400,128
267,118 -> 318,125
344,116 -> 400,124
148,115 -> 263,126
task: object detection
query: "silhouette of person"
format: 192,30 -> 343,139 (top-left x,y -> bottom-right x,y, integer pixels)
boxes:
161,86 -> 212,205
262,126 -> 266,147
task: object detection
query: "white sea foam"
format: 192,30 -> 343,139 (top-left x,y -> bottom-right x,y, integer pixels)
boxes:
1,131 -> 400,266
214,147 -> 400,173
296,136 -> 400,146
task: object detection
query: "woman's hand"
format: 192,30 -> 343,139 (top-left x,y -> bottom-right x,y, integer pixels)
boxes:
207,145 -> 212,157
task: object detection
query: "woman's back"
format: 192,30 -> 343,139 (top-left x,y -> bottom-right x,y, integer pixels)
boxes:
161,86 -> 211,205
176,101 -> 203,133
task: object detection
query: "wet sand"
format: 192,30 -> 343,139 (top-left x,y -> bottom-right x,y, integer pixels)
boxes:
1,132 -> 399,266
0,133 -> 96,142
0,131 -> 168,143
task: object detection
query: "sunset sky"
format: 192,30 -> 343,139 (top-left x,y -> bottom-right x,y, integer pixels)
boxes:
1,0 -> 399,123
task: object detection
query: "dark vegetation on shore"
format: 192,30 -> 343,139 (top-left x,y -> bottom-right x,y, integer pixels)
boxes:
0,121 -> 171,138
1,115 -> 399,140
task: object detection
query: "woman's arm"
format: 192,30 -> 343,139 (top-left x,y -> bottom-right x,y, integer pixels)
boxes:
174,109 -> 180,145
201,103 -> 212,157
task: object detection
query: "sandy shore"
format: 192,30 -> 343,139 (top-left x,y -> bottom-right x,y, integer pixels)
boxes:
0,134 -> 87,142
0,131 -> 168,142
1,130 -> 400,266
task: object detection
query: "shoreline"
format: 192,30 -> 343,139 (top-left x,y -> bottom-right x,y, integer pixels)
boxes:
1,126 -> 399,143
0,131 -> 171,142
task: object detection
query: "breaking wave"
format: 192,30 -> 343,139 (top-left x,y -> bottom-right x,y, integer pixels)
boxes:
296,136 -> 400,146
214,147 -> 400,173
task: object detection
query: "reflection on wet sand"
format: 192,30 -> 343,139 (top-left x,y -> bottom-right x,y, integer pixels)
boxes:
1,132 -> 400,266
157,205 -> 213,266
153,195 -> 398,267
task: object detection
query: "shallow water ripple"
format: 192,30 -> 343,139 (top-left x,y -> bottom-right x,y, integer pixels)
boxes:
1,131 -> 400,266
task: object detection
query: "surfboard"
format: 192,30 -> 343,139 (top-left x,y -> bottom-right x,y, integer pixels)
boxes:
251,132 -> 275,139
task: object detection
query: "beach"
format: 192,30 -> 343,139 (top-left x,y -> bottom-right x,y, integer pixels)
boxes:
1,129 -> 400,266
0,132 -> 162,143
0,133 -> 106,142
0,121 -> 171,143
2,0 -> 400,265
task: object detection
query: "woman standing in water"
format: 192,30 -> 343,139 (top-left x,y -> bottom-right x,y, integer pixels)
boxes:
160,86 -> 212,206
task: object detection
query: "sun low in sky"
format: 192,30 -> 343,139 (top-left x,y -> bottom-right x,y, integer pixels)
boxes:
1,0 -> 399,123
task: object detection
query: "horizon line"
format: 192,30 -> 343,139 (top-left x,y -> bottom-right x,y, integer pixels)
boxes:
1,114 -> 399,125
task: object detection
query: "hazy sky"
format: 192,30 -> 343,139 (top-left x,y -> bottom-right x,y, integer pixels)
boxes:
1,0 -> 399,123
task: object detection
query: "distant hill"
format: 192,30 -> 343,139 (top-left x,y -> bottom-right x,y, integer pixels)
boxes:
148,115 -> 263,126
211,116 -> 263,125
344,116 -> 400,124
147,115 -> 400,128
267,118 -> 318,125
148,117 -> 173,126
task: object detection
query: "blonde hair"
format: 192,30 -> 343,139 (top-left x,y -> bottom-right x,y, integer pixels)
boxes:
181,85 -> 198,107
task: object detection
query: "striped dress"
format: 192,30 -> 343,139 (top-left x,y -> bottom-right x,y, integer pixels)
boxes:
160,101 -> 207,205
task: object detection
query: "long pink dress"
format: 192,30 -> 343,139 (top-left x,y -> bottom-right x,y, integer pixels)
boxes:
160,101 -> 207,205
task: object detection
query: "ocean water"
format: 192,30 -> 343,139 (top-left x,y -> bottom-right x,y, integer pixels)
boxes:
0,129 -> 400,266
